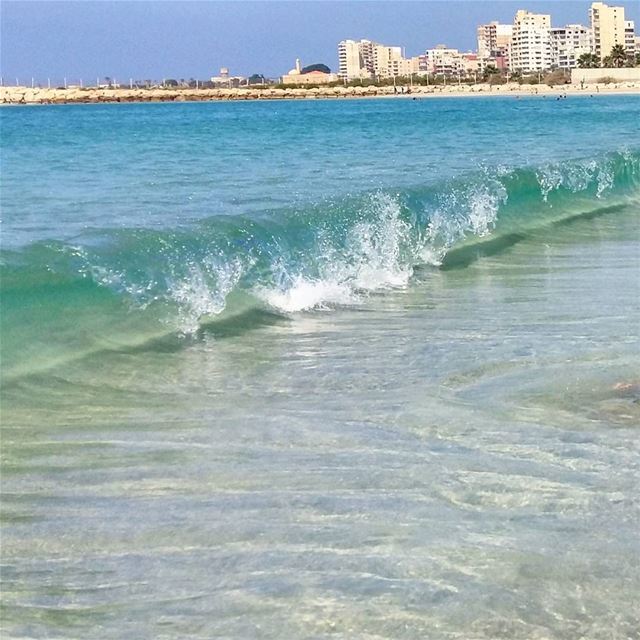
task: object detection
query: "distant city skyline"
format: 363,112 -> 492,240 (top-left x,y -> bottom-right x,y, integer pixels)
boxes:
2,1 -> 639,82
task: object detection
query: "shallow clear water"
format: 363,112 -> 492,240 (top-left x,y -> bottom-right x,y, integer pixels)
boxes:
1,96 -> 639,639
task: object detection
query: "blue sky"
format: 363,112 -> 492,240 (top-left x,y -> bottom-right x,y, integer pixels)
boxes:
2,1 -> 639,83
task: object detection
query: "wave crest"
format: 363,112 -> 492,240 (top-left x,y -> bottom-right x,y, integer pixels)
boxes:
2,149 -> 639,338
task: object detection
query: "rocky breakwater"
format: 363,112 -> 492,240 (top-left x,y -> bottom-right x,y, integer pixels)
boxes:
2,82 -> 600,105
0,85 -> 403,105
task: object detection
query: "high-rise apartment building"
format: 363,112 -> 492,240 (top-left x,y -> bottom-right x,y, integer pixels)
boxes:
625,20 -> 637,55
590,2 -> 627,60
511,10 -> 552,72
338,40 -> 373,80
477,22 -> 513,64
338,39 -> 418,80
550,25 -> 594,70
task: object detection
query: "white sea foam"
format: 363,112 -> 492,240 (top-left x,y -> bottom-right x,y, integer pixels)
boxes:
89,264 -> 158,307
425,179 -> 505,253
537,166 -> 564,202
465,185 -> 505,237
167,256 -> 245,333
256,276 -> 357,312
255,193 -> 412,313
537,157 -> 617,201
78,151 -> 637,330
595,162 -> 614,198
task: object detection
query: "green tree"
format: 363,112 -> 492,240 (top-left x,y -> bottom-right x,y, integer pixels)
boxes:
577,53 -> 600,68
609,44 -> 628,68
482,64 -> 499,80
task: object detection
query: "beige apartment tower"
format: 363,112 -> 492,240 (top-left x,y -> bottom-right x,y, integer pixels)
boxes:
590,2 -> 627,60
338,40 -> 368,81
625,20 -> 637,55
338,39 -> 417,80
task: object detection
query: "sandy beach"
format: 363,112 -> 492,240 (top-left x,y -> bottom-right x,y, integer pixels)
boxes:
2,81 -> 639,104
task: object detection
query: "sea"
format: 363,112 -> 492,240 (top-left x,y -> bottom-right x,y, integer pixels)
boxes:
1,95 -> 639,639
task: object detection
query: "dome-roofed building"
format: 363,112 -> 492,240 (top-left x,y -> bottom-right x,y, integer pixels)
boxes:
281,59 -> 338,85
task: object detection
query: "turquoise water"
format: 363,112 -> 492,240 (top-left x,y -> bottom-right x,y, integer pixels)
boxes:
2,96 -> 640,638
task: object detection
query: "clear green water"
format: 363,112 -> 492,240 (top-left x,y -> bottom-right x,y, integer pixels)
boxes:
1,97 -> 639,639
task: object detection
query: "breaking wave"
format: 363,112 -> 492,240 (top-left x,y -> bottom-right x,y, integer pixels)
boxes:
2,149 -> 638,378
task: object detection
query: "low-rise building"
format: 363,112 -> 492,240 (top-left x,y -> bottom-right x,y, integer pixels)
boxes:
423,45 -> 465,76
281,59 -> 338,85
210,68 -> 246,87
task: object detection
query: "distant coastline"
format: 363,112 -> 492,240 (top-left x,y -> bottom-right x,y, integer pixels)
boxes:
2,82 -> 640,105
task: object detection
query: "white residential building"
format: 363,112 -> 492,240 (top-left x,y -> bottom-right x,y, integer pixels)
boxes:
550,25 -> 594,70
511,10 -> 552,72
423,46 -> 465,76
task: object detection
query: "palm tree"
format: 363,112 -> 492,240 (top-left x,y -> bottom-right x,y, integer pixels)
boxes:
609,44 -> 628,68
577,53 -> 600,69
482,64 -> 499,82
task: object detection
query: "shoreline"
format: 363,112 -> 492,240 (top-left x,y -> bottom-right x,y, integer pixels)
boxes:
2,82 -> 640,105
